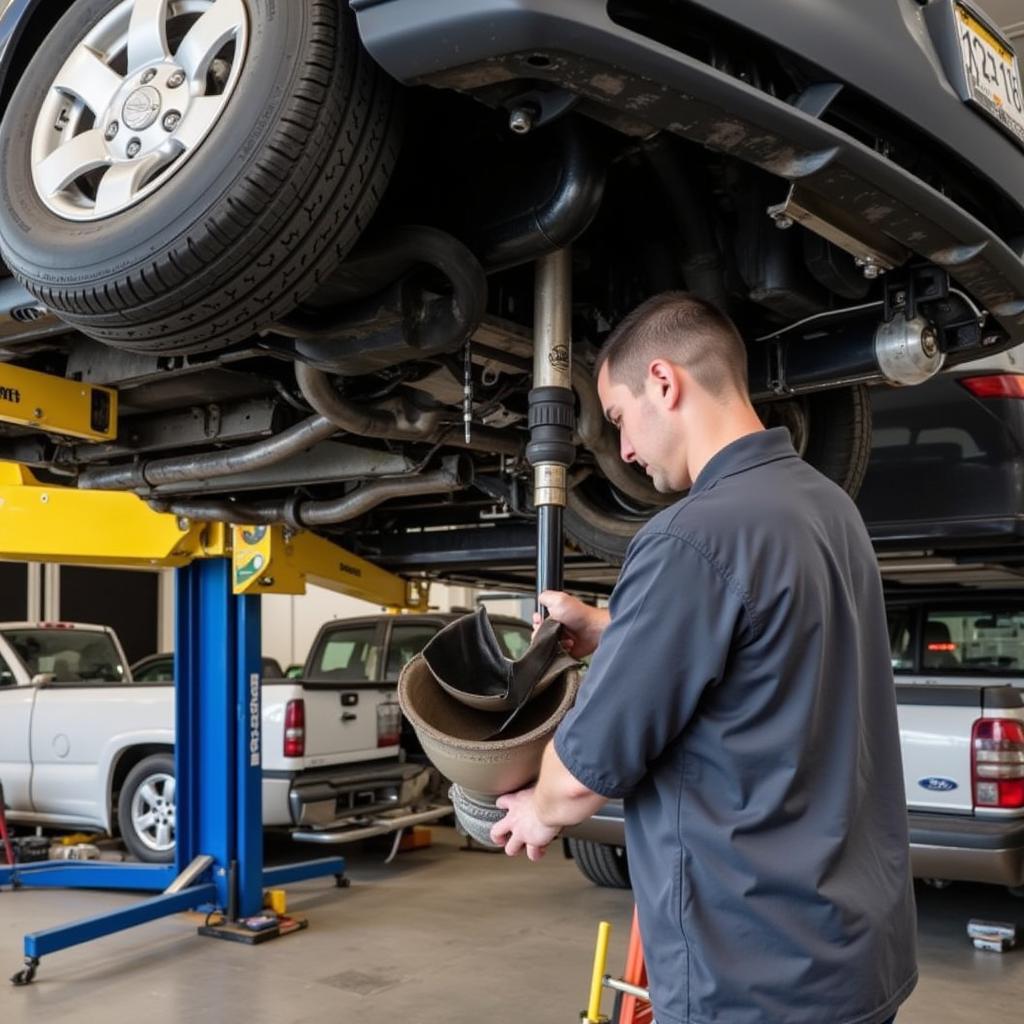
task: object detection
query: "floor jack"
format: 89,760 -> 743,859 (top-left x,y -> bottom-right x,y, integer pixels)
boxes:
581,909 -> 654,1024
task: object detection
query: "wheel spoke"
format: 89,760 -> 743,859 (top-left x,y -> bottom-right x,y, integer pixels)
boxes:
176,0 -> 245,84
127,0 -> 171,73
93,153 -> 166,216
135,811 -> 156,830
35,130 -> 110,196
173,96 -> 224,152
138,780 -> 159,807
52,46 -> 124,117
155,822 -> 173,848
163,776 -> 175,803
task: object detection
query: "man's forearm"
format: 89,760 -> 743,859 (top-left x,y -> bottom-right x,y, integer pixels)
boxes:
533,741 -> 607,828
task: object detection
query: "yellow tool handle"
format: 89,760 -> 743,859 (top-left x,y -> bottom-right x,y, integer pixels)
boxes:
587,920 -> 612,1021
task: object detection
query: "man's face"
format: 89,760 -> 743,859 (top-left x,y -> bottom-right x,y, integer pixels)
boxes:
597,363 -> 687,493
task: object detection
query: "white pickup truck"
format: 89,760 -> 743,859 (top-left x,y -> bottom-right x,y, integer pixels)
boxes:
0,619 -> 448,862
566,590 -> 1024,894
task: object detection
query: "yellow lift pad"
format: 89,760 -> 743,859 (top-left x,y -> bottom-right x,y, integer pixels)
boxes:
0,363 -> 117,441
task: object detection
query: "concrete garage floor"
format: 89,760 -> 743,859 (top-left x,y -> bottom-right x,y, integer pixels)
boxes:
0,827 -> 1021,1023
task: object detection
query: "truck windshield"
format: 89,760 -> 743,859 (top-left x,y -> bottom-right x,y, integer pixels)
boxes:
1,629 -> 126,682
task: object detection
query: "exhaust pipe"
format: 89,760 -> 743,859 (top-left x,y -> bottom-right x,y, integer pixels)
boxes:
79,415 -> 338,492
150,455 -> 473,528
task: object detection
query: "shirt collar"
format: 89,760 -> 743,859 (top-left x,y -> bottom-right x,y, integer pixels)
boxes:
689,427 -> 798,497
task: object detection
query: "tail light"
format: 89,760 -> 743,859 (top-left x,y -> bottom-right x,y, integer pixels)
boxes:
971,718 -> 1024,809
960,374 -> 1024,399
283,699 -> 305,758
377,702 -> 402,748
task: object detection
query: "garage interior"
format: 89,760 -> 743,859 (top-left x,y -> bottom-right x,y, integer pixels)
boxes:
3,1 -> 1024,1022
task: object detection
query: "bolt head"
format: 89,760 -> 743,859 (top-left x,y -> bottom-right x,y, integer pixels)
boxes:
167,70 -> 185,89
773,215 -> 794,230
921,329 -> 938,357
140,68 -> 157,84
104,121 -> 119,141
162,110 -> 181,132
508,108 -> 535,134
862,263 -> 881,280
33,407 -> 43,418
126,138 -> 142,158
176,516 -> 190,531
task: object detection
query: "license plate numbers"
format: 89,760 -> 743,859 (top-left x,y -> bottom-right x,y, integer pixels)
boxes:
955,4 -> 1024,145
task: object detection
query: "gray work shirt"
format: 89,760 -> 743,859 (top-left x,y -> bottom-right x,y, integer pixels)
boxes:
555,428 -> 917,1024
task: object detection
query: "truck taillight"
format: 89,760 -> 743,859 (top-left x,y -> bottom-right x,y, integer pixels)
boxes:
960,373 -> 1024,399
971,718 -> 1024,809
377,702 -> 402,748
284,699 -> 305,758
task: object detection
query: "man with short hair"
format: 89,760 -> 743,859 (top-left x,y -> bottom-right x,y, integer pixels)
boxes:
491,292 -> 916,1024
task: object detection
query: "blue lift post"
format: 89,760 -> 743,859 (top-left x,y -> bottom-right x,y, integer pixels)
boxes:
0,558 -> 345,985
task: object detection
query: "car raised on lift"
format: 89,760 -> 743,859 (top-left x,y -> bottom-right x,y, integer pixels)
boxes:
0,1 -> 1023,571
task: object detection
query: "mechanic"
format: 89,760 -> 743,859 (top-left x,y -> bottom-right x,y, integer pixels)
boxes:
490,292 -> 917,1024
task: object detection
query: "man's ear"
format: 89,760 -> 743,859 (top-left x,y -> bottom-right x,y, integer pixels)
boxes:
648,359 -> 682,409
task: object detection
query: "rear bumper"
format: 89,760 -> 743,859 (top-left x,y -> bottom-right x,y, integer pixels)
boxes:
908,811 -> 1024,887
263,761 -> 439,835
569,804 -> 1024,888
353,0 -> 1024,352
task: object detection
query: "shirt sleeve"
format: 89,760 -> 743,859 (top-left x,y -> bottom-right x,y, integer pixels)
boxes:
554,530 -> 748,798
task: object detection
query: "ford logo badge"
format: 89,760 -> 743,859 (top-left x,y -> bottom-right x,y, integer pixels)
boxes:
918,776 -> 958,792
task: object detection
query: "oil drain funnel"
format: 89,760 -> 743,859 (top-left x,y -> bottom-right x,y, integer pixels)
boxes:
398,610 -> 580,846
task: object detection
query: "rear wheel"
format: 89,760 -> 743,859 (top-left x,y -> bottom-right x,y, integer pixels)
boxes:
0,0 -> 400,353
567,837 -> 631,889
565,384 -> 872,565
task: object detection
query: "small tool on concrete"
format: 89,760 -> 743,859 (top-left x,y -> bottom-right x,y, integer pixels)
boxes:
967,918 -> 1018,952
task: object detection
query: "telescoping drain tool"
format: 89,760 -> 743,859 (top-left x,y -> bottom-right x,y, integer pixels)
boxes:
529,248 -> 576,612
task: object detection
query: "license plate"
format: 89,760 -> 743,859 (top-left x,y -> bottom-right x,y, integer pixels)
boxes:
955,4 -> 1024,145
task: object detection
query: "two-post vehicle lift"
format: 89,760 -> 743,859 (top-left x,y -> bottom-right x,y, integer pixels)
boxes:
0,456 -> 428,985
0,246 -> 576,987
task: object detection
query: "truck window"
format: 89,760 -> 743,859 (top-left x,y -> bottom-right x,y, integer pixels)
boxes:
923,609 -> 1024,673
887,609 -> 915,672
385,623 -> 441,679
313,626 -> 381,682
1,629 -> 125,682
0,653 -> 15,687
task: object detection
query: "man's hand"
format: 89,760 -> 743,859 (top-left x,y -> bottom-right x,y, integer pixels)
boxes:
490,787 -> 561,862
532,590 -> 610,658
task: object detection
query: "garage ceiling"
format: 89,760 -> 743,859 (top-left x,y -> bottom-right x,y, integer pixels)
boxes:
981,0 -> 1023,38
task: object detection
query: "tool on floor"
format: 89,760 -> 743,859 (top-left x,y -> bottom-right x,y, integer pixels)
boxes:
967,918 -> 1018,952
582,907 -> 654,1024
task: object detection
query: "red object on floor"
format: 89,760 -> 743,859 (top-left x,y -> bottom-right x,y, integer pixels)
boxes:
0,782 -> 15,866
618,906 -> 654,1024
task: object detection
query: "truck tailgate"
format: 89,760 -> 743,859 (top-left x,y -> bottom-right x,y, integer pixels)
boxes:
265,681 -> 399,769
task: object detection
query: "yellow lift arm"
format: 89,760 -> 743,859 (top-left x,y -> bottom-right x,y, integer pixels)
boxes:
0,363 -> 117,441
0,463 -> 428,610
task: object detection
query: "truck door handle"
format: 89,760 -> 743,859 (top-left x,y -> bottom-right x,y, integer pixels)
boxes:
341,712 -> 357,722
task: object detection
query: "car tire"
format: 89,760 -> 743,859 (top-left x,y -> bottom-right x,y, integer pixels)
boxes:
565,384 -> 872,565
0,0 -> 400,354
567,837 -> 631,889
117,753 -> 176,863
